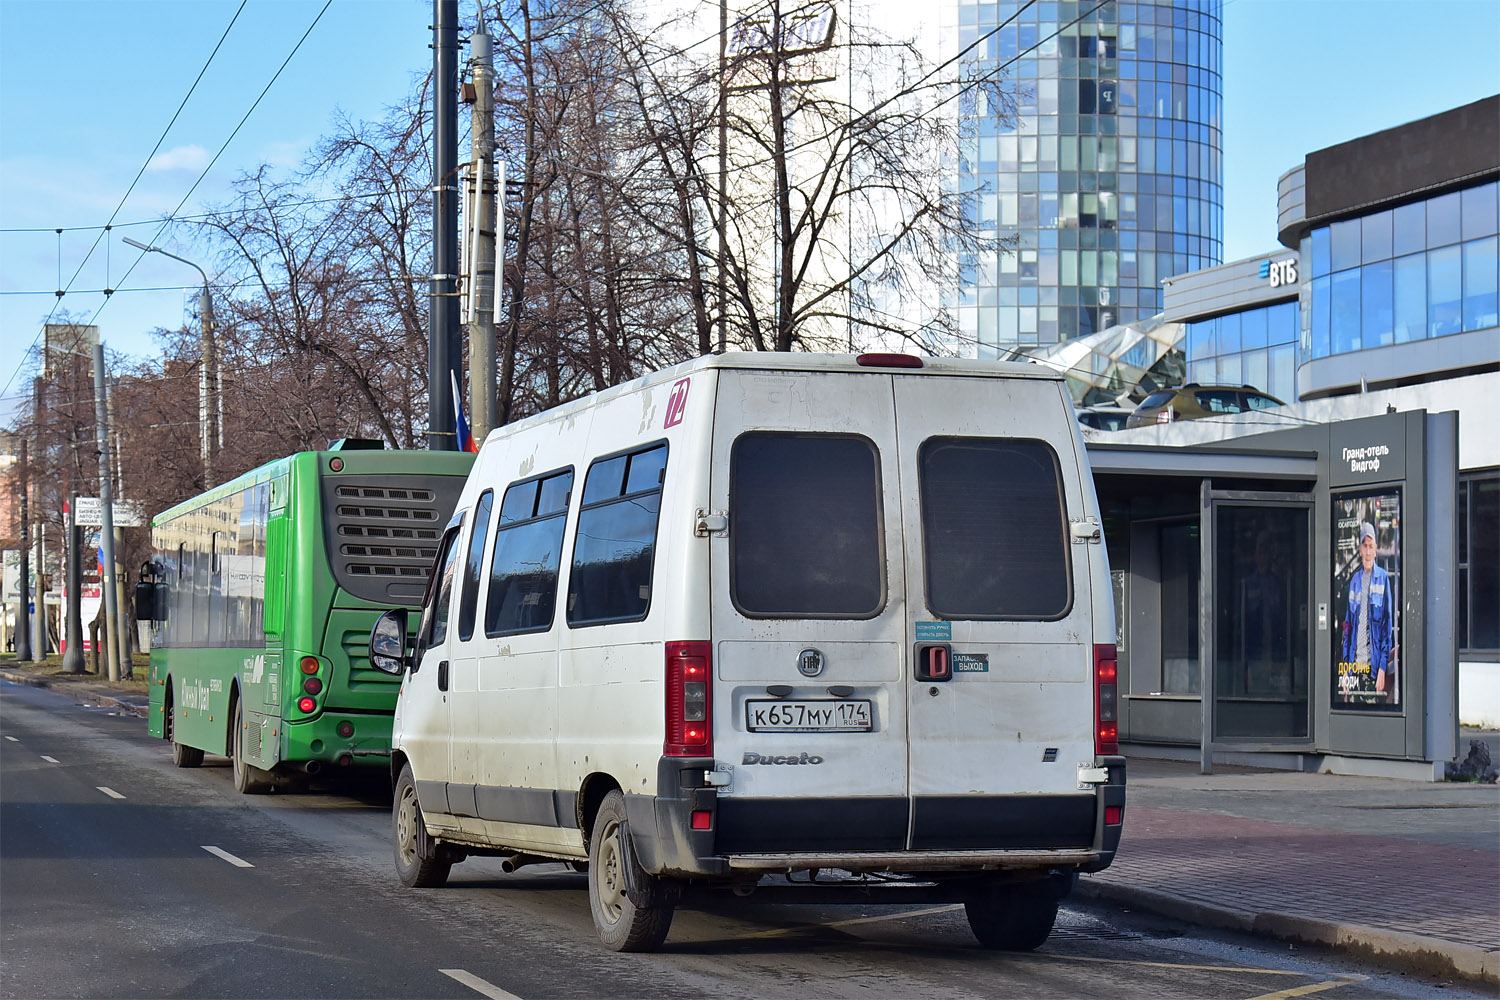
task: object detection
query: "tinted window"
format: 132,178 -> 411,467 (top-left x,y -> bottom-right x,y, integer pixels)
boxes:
1196,390 -> 1246,414
1139,390 -> 1176,409
919,438 -> 1071,620
567,445 -> 667,627
487,470 -> 572,636
457,491 -> 493,642
731,433 -> 883,618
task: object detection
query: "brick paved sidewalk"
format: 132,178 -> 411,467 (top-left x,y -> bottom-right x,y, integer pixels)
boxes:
1094,805 -> 1499,950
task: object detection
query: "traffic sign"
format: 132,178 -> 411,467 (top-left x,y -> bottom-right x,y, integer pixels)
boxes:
72,497 -> 145,528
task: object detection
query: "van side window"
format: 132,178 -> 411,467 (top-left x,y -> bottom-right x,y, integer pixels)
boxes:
567,443 -> 667,627
730,433 -> 884,618
919,437 -> 1072,620
421,526 -> 464,653
457,491 -> 494,642
485,469 -> 573,637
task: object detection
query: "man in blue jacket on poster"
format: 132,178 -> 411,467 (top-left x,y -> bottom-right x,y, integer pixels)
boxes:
1342,521 -> 1395,698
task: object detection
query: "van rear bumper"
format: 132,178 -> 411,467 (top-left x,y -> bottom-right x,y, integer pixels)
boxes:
725,849 -> 1102,874
630,756 -> 1127,880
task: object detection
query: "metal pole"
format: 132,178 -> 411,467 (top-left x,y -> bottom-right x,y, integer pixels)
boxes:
108,377 -> 130,666
201,287 -> 218,484
717,0 -> 729,355
61,498 -> 85,673
469,18 -> 497,441
428,0 -> 460,450
14,439 -> 31,662
121,237 -> 215,483
93,344 -> 121,682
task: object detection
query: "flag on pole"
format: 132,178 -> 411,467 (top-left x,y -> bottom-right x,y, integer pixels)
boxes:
451,370 -> 478,453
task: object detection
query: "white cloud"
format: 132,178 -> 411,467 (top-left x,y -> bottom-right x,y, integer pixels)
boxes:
146,145 -> 210,172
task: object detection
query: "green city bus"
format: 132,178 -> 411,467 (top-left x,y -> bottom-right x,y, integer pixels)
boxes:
142,442 -> 474,793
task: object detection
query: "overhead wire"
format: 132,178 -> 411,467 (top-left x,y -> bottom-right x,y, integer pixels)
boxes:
0,0 -> 249,402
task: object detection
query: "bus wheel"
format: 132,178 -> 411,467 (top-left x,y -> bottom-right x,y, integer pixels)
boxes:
587,790 -> 673,952
165,691 -> 203,768
230,697 -> 273,795
964,875 -> 1067,951
393,763 -> 450,887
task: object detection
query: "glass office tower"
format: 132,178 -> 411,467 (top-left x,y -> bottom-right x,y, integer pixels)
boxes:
952,0 -> 1224,356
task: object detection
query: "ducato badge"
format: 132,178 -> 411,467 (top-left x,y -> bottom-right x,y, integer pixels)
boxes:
797,647 -> 824,677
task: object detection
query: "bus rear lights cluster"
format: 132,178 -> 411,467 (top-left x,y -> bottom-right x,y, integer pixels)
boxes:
337,721 -> 355,739
297,697 -> 317,714
302,677 -> 323,696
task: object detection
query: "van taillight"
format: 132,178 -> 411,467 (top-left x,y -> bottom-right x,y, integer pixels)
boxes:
665,641 -> 712,757
1094,644 -> 1119,757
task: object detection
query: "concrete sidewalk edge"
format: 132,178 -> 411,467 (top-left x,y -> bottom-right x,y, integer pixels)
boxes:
0,669 -> 149,719
1078,877 -> 1500,986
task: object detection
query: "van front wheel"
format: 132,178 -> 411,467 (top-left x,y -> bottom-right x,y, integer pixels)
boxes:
587,790 -> 673,952
964,877 -> 1065,951
393,764 -> 451,888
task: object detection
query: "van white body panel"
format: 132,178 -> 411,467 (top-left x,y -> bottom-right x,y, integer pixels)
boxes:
389,353 -> 1124,879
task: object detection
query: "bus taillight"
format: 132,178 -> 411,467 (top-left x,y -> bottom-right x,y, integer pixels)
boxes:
297,696 -> 317,714
302,677 -> 323,695
299,656 -> 319,675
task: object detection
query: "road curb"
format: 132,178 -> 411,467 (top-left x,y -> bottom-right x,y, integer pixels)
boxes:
1078,877 -> 1499,986
0,669 -> 149,720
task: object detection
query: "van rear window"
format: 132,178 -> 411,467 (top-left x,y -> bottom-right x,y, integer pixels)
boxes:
919,437 -> 1071,620
731,433 -> 884,618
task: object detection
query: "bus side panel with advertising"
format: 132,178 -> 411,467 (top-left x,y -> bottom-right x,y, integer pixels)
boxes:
142,444 -> 473,791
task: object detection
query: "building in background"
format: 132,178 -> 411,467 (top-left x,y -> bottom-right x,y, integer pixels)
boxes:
1102,96 -> 1499,728
950,0 -> 1223,357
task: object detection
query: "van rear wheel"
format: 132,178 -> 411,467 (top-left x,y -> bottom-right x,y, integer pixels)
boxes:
587,790 -> 673,952
393,764 -> 451,888
964,877 -> 1066,951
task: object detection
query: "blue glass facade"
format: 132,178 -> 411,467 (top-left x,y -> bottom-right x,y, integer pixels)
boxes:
1304,180 -> 1500,359
954,0 -> 1224,356
1185,299 -> 1298,402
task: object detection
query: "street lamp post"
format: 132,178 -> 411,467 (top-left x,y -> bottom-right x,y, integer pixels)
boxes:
122,237 -> 218,484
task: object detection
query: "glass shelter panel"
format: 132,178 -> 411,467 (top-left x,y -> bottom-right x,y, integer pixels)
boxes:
1214,505 -> 1309,740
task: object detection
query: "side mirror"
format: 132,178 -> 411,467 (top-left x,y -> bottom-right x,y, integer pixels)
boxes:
370,608 -> 410,675
134,582 -> 156,622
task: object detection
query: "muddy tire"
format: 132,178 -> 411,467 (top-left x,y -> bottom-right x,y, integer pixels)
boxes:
165,689 -> 203,768
586,790 -> 673,952
230,697 -> 273,794
393,763 -> 451,888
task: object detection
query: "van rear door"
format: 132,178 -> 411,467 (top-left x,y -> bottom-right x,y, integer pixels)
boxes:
893,374 -> 1099,850
708,369 -> 912,853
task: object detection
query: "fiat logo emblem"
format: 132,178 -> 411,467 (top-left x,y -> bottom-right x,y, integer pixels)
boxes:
798,648 -> 824,677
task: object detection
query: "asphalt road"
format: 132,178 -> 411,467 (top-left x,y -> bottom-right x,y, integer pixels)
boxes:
1,680 -> 1487,1000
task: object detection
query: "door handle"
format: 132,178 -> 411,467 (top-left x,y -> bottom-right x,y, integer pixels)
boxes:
437,660 -> 449,692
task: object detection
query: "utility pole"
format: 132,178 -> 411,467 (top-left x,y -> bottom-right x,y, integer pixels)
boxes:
718,0 -> 729,355
14,439 -> 31,662
428,0 -> 461,450
93,344 -> 122,682
61,497 -> 84,673
30,376 -> 47,659
108,376 -> 130,663
467,14 -> 498,442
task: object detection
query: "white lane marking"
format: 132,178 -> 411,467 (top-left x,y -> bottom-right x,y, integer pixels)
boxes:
440,969 -> 524,1000
5,736 -> 18,741
96,786 -> 125,799
40,755 -> 59,763
201,846 -> 254,868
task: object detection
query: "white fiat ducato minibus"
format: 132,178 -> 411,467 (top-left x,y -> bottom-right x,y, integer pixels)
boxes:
369,351 -> 1125,952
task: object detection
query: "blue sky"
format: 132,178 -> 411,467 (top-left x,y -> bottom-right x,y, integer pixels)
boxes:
2,0 -> 1497,425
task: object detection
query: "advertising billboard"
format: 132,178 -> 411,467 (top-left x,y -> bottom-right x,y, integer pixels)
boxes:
1333,488 -> 1401,711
